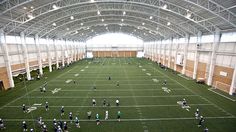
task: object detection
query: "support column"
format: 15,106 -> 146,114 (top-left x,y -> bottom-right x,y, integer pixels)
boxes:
61,40 -> 65,67
164,44 -> 167,66
193,31 -> 202,79
174,37 -> 179,71
35,34 -> 43,75
20,32 -> 31,80
182,34 -> 190,75
53,39 -> 59,69
229,65 -> 236,95
207,28 -> 221,85
0,29 -> 14,88
46,37 -> 52,72
151,43 -> 154,61
168,38 -> 173,68
158,41 -> 162,64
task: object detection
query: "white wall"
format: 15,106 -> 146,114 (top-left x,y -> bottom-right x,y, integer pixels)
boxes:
86,33 -> 144,51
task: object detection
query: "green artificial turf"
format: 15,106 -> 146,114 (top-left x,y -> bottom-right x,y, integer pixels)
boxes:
0,58 -> 235,132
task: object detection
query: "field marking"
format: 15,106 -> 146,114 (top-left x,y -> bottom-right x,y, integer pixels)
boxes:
65,79 -> 72,83
153,65 -> 236,117
42,88 -> 186,92
0,64 -> 87,110
177,74 -> 191,80
162,87 -> 171,93
48,83 -> 179,86
4,104 -> 213,108
208,88 -> 236,102
23,95 -> 198,99
51,88 -> 61,94
4,116 -> 235,122
152,79 -> 159,83
146,73 -> 151,76
74,73 -> 79,77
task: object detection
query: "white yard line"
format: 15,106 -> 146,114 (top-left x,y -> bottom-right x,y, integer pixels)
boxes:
48,83 -> 178,86
4,116 -> 235,122
208,88 -> 236,102
177,74 -> 192,80
4,104 -> 214,108
22,95 -> 198,99
42,88 -> 186,92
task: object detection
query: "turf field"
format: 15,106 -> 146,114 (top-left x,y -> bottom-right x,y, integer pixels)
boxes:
0,58 -> 236,132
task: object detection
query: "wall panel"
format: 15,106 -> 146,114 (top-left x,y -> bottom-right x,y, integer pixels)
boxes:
212,65 -> 234,93
0,67 -> 10,90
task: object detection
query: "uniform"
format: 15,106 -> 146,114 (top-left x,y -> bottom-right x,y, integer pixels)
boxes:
103,99 -> 106,106
195,109 -> 200,119
22,121 -> 27,132
105,111 -> 109,120
22,104 -> 26,113
37,117 -> 43,126
63,122 -> 68,132
69,112 -> 73,123
0,118 -> 5,129
45,102 -> 49,111
163,80 -> 167,85
30,128 -> 34,132
96,114 -> 100,125
204,127 -> 209,132
117,111 -> 121,122
57,121 -> 63,130
116,81 -> 119,87
61,106 -> 64,116
75,117 -> 80,128
87,111 -> 92,119
92,99 -> 96,106
116,99 -> 120,106
182,98 -> 187,107
108,76 -> 111,80
42,125 -> 48,132
198,116 -> 204,127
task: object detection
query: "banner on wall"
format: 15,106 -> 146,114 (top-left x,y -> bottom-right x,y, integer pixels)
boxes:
137,51 -> 144,58
176,54 -> 183,65
86,52 -> 93,58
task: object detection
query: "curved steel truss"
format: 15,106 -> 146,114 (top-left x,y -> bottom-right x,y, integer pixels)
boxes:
0,0 -> 235,41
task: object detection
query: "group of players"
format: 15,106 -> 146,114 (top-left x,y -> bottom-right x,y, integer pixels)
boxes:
5,76 -> 121,131
164,79 -> 209,132
0,76 -> 211,131
179,97 -> 208,132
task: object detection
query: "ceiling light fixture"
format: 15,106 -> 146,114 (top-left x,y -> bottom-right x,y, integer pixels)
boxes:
52,23 -> 56,26
52,4 -> 59,10
97,10 -> 101,15
149,16 -> 153,19
123,11 -> 126,15
102,19 -> 104,22
66,28 -> 69,31
121,19 -> 124,22
142,22 -> 145,25
23,7 -> 27,10
186,10 -> 192,19
167,22 -> 171,26
70,16 -> 74,20
80,23 -> 84,26
162,4 -> 167,9
27,14 -> 35,19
